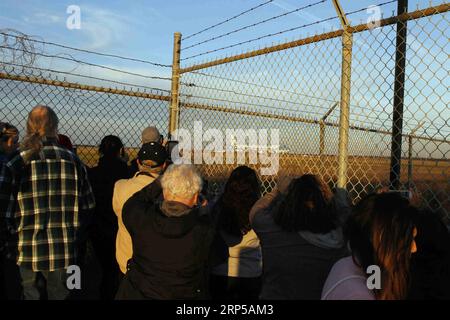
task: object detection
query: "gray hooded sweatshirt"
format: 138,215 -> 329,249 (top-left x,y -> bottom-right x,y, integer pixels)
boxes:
250,188 -> 349,300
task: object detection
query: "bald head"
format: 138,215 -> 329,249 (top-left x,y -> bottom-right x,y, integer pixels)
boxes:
27,105 -> 59,138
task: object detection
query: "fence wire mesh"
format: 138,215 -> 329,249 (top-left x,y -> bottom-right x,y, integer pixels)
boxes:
348,6 -> 449,216
179,4 -> 450,221
0,65 -> 170,167
0,3 -> 448,222
179,35 -> 343,196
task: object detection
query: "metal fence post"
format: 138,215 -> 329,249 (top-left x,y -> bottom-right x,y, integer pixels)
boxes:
337,31 -> 353,188
389,0 -> 408,190
333,0 -> 353,189
169,32 -> 182,138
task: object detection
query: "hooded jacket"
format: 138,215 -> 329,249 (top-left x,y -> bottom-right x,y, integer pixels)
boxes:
250,188 -> 349,300
115,181 -> 215,300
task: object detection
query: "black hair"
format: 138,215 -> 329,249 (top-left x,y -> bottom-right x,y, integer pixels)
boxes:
98,135 -> 124,158
216,166 -> 260,236
408,209 -> 450,299
274,174 -> 336,233
0,122 -> 18,142
345,192 -> 418,299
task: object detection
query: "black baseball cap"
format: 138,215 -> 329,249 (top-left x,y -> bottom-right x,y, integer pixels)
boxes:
137,142 -> 168,167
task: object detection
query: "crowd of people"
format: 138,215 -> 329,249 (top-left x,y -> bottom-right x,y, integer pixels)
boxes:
0,105 -> 449,300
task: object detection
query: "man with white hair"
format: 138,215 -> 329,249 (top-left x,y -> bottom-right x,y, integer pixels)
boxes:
115,164 -> 214,300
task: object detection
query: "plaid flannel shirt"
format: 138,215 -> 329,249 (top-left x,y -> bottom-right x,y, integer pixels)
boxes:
0,138 -> 95,271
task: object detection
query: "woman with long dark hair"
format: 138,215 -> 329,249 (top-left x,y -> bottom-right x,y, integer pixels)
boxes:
0,122 -> 19,159
250,174 -> 348,299
210,166 -> 262,299
322,193 -> 418,300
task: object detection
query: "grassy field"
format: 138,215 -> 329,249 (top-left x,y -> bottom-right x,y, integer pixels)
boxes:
76,145 -> 450,221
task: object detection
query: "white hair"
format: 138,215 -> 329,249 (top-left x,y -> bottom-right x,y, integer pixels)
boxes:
161,164 -> 203,199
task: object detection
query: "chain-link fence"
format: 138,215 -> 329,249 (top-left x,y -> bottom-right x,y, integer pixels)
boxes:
0,65 -> 170,167
178,3 -> 449,221
0,3 -> 448,221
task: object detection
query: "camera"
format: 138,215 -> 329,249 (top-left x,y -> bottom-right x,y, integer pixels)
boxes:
159,134 -> 180,164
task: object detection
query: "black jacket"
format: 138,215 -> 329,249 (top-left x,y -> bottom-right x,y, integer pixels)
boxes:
88,156 -> 130,240
116,181 -> 215,300
408,211 -> 450,300
128,158 -> 139,177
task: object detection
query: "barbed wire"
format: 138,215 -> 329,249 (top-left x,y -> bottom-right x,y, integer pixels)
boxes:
183,0 -> 274,41
181,0 -> 401,62
0,28 -> 44,66
0,31 -> 171,67
344,0 -> 397,18
183,0 -> 328,50
0,61 -> 171,94
0,46 -> 172,81
181,15 -> 338,61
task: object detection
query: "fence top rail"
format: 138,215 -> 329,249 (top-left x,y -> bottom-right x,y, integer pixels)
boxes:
180,3 -> 450,74
0,72 -> 171,102
180,101 -> 449,144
